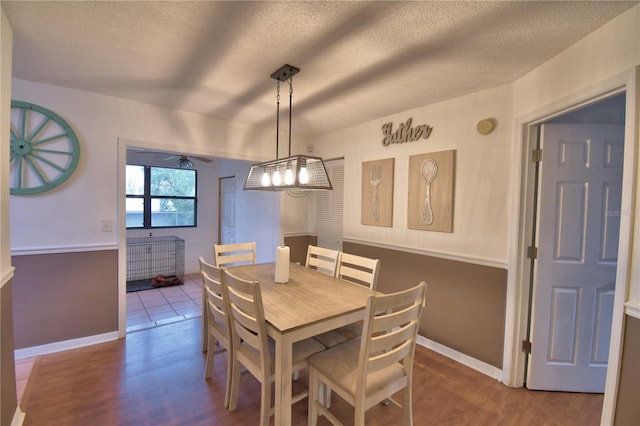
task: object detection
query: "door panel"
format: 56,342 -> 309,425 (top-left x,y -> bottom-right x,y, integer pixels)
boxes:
592,285 -> 615,364
527,124 -> 624,392
219,177 -> 236,245
548,286 -> 580,364
554,181 -> 586,261
601,183 -> 622,262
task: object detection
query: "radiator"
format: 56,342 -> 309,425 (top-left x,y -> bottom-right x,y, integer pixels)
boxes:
126,236 -> 185,282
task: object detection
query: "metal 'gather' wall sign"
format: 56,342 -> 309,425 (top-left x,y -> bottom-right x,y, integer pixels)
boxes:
381,117 -> 433,146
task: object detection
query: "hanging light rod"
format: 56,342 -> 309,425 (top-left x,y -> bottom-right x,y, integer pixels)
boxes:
244,64 -> 332,192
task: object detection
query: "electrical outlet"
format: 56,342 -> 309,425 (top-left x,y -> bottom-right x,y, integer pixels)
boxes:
100,219 -> 112,232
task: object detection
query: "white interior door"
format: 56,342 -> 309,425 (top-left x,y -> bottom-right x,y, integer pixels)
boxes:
527,123 -> 624,392
219,176 -> 236,245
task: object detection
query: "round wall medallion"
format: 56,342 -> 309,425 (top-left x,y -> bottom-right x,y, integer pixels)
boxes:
9,101 -> 80,195
476,118 -> 496,135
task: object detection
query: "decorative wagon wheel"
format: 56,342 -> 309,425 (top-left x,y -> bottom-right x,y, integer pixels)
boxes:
9,101 -> 80,195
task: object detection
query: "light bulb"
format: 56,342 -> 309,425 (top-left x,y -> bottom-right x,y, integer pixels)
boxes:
272,169 -> 282,186
261,170 -> 270,186
284,167 -> 294,185
299,166 -> 309,184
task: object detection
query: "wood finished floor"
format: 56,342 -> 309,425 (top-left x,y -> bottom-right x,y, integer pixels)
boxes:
21,318 -> 603,425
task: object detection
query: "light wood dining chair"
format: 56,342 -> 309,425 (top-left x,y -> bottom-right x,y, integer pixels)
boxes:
214,242 -> 256,267
305,245 -> 341,276
199,257 -> 233,408
314,253 -> 381,349
222,269 -> 325,426
205,243 -> 256,352
308,281 -> 427,426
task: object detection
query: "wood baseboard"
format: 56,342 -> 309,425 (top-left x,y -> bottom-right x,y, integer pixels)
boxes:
417,334 -> 503,382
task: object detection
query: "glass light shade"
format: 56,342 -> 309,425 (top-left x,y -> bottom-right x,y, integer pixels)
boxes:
261,170 -> 271,186
284,167 -> 294,185
299,166 -> 309,184
272,169 -> 282,186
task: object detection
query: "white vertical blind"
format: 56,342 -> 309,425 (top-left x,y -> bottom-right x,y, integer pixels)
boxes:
317,159 -> 344,250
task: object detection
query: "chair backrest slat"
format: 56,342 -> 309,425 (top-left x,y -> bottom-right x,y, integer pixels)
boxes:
199,257 -> 229,335
369,322 -> 416,355
215,242 -> 256,267
305,245 -> 341,276
368,340 -> 413,373
371,303 -> 421,334
337,253 -> 380,290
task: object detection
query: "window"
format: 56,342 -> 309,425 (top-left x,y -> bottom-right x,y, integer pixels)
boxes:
126,165 -> 197,229
317,159 -> 344,250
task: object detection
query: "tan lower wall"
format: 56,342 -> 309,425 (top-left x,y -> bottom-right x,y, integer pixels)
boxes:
259,237 -> 507,367
614,315 -> 640,425
284,235 -> 317,265
1,281 -> 17,426
344,242 -> 506,368
12,250 -> 118,349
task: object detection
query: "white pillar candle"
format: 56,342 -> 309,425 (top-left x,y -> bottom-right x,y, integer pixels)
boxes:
274,246 -> 290,283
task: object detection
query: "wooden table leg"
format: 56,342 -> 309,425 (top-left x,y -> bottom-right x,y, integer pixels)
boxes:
273,333 -> 293,426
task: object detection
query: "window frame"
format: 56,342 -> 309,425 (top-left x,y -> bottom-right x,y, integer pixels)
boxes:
126,164 -> 198,229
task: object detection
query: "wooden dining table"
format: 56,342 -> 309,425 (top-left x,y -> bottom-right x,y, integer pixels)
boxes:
227,261 -> 375,426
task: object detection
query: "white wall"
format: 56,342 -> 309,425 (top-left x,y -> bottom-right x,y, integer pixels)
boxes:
303,4 -> 640,305
509,7 -> 639,421
9,80 -> 290,273
513,6 -> 640,116
312,84 -> 513,266
0,8 -> 19,426
125,152 -> 220,274
304,4 -> 640,406
125,155 -> 282,273
282,191 -> 317,237
215,159 -> 282,264
513,5 -> 640,306
1,9 -> 13,275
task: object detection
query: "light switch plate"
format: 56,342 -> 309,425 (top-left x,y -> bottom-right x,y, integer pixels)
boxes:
100,219 -> 112,232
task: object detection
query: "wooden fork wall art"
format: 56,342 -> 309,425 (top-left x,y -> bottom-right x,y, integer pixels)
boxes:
408,150 -> 456,232
361,158 -> 394,227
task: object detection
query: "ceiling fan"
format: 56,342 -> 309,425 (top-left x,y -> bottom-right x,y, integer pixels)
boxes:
132,149 -> 213,169
165,154 -> 212,169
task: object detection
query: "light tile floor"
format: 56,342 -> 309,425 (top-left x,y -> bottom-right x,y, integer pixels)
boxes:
126,273 -> 203,333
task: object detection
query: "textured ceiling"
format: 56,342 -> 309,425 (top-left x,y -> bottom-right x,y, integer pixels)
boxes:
3,1 -> 637,136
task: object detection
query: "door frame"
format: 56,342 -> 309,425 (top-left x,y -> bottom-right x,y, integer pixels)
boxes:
505,67 -> 638,424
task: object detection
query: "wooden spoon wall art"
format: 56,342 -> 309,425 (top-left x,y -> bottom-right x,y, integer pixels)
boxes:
420,159 -> 438,225
408,150 -> 456,232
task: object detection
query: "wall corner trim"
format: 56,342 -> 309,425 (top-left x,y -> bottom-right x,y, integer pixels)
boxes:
10,407 -> 25,426
624,301 -> 640,319
11,243 -> 119,256
1,266 -> 15,288
283,232 -> 317,238
11,407 -> 25,426
343,237 -> 508,269
416,334 -> 503,383
14,331 -> 119,359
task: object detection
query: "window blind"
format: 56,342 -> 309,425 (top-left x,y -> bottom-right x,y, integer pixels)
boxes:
317,159 -> 344,250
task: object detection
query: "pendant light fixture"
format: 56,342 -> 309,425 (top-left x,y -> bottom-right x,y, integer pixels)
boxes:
244,64 -> 333,191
